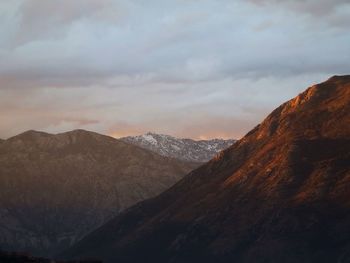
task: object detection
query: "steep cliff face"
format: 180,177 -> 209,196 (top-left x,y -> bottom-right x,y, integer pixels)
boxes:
0,130 -> 198,256
121,133 -> 236,163
63,76 -> 350,263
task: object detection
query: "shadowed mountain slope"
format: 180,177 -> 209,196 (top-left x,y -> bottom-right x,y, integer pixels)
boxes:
63,76 -> 350,263
0,130 -> 198,256
0,250 -> 101,263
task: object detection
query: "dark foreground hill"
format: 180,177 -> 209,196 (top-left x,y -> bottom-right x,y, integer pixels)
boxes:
0,250 -> 101,263
63,76 -> 350,263
0,130 -> 198,256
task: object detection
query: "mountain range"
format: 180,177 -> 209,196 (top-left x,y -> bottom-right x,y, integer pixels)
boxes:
62,76 -> 350,263
0,130 -> 199,256
121,133 -> 235,163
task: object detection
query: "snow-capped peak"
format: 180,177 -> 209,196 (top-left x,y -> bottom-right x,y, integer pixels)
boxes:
141,133 -> 158,145
121,133 -> 236,163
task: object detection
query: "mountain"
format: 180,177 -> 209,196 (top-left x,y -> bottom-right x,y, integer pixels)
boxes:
0,129 -> 198,256
121,133 -> 236,163
62,76 -> 350,263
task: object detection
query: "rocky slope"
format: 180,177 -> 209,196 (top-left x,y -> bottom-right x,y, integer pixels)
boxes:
63,75 -> 350,263
0,130 -> 198,257
121,133 -> 235,163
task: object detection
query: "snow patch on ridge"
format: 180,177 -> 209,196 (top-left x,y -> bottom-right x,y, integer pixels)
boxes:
121,133 -> 236,163
141,134 -> 157,145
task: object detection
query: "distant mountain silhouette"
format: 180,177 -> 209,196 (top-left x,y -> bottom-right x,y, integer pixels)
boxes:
0,129 -> 198,256
121,132 -> 236,162
63,76 -> 350,263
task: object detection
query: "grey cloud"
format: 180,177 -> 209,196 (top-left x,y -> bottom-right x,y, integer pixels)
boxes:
0,73 -> 330,139
248,0 -> 349,15
11,0 -> 123,46
248,0 -> 350,28
0,0 -> 349,90
0,1 -> 348,139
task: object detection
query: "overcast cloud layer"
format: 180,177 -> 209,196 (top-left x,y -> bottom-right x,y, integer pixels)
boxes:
0,0 -> 349,139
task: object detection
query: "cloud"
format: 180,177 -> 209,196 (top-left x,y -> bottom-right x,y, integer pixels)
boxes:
248,0 -> 350,28
0,73 -> 330,139
9,0 -> 123,46
0,1 -> 348,139
248,0 -> 348,15
1,1 -> 349,86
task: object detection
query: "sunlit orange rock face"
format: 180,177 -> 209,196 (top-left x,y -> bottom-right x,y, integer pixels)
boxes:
63,76 -> 350,263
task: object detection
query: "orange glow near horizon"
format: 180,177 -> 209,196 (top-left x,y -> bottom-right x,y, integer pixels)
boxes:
197,133 -> 236,140
109,131 -> 140,139
108,130 -> 239,140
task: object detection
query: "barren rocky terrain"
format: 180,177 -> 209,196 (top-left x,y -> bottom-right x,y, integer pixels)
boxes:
0,130 -> 198,256
63,76 -> 350,263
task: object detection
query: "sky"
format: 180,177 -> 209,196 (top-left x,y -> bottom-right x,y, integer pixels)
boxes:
0,0 -> 349,140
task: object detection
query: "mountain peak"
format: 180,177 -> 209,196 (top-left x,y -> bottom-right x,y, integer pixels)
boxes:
250,75 -> 350,142
327,74 -> 350,83
0,128 -> 198,256
8,130 -> 52,141
121,133 -> 236,162
63,76 -> 350,263
57,129 -> 104,138
21,129 -> 50,136
144,132 -> 173,139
